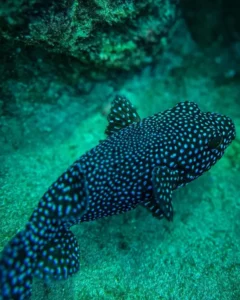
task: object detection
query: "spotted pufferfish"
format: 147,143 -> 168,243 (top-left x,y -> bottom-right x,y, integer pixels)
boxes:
0,96 -> 236,299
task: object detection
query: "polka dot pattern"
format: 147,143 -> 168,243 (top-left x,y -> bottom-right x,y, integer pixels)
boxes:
0,164 -> 88,299
0,97 -> 236,299
79,99 -> 235,223
105,95 -> 141,136
152,166 -> 179,221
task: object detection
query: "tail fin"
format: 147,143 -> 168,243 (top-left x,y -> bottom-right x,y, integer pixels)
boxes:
1,162 -> 89,299
33,226 -> 80,281
0,230 -> 33,299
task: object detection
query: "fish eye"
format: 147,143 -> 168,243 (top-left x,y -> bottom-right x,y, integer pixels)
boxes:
208,136 -> 223,149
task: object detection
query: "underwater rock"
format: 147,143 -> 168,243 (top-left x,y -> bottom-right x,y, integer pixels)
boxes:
0,0 -> 179,73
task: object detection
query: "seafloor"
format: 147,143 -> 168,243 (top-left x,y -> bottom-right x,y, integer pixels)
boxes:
1,1 -> 240,299
1,52 -> 240,299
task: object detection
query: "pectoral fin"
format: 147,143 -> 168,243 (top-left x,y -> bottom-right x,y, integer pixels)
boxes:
152,166 -> 179,221
142,200 -> 164,220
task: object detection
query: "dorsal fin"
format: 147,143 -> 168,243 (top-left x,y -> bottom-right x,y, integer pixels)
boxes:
105,95 -> 141,136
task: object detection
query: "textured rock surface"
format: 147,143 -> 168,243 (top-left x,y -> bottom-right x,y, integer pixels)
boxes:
0,0 -> 179,72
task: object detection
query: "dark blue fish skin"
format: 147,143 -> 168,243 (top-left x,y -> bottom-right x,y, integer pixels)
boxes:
0,97 -> 236,299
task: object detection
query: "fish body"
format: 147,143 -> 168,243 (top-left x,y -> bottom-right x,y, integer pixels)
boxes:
0,97 -> 236,299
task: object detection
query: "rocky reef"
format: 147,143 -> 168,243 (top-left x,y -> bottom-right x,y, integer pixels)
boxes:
0,0 -> 179,74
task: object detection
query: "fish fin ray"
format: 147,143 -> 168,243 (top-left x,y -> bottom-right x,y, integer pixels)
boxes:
142,199 -> 164,219
33,228 -> 80,281
105,95 -> 141,136
152,166 -> 179,221
0,230 -> 33,299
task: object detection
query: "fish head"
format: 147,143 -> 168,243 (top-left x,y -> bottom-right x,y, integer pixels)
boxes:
203,111 -> 236,154
167,101 -> 236,184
